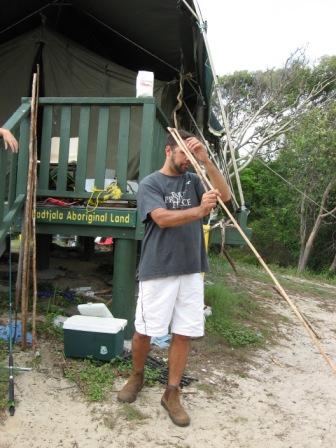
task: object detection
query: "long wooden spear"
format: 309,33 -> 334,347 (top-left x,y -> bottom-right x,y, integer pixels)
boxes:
168,126 -> 336,375
20,71 -> 39,348
31,66 -> 40,349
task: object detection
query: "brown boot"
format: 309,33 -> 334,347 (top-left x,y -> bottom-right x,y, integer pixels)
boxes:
117,372 -> 144,403
161,385 -> 190,427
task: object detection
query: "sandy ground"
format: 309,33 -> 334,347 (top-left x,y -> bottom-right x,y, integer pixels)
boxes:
1,276 -> 336,448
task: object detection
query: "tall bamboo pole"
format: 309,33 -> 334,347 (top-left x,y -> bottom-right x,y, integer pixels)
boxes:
168,127 -> 336,375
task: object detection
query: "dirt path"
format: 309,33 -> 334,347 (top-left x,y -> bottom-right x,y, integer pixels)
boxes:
1,277 -> 336,448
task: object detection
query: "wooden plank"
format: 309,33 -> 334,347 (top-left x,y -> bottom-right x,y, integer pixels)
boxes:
94,106 -> 109,190
34,97 -> 156,105
16,116 -> 30,195
75,106 -> 90,192
116,106 -> 131,192
138,103 -> 156,180
36,190 -> 134,200
1,101 -> 30,131
56,106 -> 71,193
36,223 -> 136,239
135,102 -> 156,239
38,105 -> 53,190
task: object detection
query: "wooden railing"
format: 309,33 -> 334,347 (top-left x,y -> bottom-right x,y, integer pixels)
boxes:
0,102 -> 31,250
0,97 -> 169,245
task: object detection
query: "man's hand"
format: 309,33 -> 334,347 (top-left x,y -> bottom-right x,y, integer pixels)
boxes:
0,128 -> 19,153
185,137 -> 209,164
199,189 -> 219,217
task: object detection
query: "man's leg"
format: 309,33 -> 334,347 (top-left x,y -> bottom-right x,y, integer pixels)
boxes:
167,334 -> 191,386
132,331 -> 151,372
161,273 -> 204,427
117,331 -> 150,403
161,334 -> 191,427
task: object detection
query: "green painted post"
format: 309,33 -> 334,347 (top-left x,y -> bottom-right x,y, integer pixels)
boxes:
135,102 -> 156,240
112,238 -> 137,339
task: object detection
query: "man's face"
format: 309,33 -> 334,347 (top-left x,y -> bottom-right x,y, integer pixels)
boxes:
168,144 -> 190,174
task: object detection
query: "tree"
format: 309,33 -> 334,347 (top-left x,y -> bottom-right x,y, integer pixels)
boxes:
283,103 -> 336,272
239,159 -> 300,266
213,53 -> 336,183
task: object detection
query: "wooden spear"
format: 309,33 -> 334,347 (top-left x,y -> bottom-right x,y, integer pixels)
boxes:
20,72 -> 38,348
31,66 -> 40,349
168,127 -> 336,375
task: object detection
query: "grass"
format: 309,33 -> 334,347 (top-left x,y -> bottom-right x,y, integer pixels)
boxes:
36,312 -> 64,341
118,403 -> 149,422
211,249 -> 336,300
227,248 -> 336,287
64,359 -> 115,401
204,252 -> 336,351
205,281 -> 263,347
64,357 -> 161,403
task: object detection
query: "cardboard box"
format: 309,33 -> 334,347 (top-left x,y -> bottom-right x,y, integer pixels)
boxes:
63,315 -> 127,361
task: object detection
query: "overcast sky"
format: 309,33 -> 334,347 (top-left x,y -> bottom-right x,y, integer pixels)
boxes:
197,0 -> 336,75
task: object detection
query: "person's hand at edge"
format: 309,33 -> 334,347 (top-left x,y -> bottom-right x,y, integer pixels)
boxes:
0,128 -> 19,153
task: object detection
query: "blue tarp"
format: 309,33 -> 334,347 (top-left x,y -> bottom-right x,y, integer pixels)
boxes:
0,321 -> 32,344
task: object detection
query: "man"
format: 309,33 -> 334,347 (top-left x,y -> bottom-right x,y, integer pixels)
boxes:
0,128 -> 19,153
117,130 -> 231,426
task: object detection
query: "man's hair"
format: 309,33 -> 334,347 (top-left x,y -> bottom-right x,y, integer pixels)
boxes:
166,130 -> 195,149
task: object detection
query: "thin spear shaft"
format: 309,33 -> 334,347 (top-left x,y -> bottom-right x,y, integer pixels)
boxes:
168,127 -> 336,375
21,72 -> 38,348
31,67 -> 40,349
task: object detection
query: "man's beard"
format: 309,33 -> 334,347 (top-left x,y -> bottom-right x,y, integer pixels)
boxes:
171,156 -> 189,174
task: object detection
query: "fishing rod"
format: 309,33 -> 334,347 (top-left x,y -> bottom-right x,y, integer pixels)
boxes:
8,226 -> 15,416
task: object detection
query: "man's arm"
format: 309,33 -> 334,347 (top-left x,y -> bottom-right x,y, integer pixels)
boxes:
203,158 -> 231,202
186,137 -> 231,202
150,190 -> 218,228
0,128 -> 19,153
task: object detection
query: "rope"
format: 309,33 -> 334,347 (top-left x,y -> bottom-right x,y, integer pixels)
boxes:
172,72 -> 184,128
86,180 -> 122,213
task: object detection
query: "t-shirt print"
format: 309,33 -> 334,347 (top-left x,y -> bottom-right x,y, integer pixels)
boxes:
164,189 -> 192,209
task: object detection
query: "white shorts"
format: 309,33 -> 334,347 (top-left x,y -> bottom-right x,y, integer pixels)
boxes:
135,273 -> 204,338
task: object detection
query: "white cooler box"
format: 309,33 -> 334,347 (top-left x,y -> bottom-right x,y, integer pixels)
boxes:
63,315 -> 127,361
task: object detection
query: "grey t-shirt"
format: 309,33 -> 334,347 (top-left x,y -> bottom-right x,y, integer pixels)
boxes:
137,171 -> 209,281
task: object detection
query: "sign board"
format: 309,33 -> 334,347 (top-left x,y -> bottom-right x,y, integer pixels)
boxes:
36,206 -> 137,228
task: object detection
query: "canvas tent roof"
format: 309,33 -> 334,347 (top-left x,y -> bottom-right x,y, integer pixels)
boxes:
1,1 -> 200,76
0,1 -> 216,143
0,0 -> 210,91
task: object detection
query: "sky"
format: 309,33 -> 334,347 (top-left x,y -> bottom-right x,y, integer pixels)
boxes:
196,0 -> 336,76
